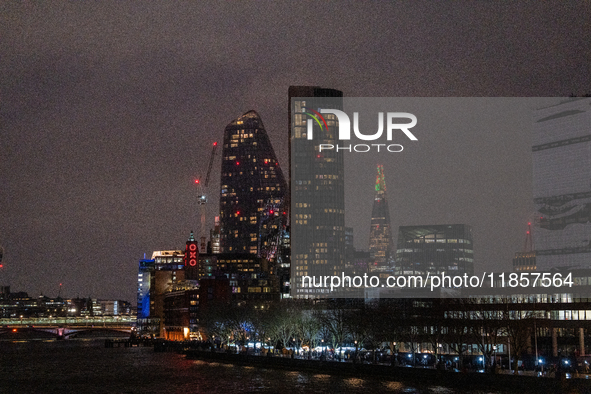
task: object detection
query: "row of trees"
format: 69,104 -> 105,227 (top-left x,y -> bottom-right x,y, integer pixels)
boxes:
200,299 -> 541,373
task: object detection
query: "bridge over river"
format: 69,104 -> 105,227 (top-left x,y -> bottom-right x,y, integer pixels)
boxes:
0,316 -> 134,339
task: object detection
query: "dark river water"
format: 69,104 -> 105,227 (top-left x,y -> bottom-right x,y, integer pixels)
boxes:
0,339 -> 502,394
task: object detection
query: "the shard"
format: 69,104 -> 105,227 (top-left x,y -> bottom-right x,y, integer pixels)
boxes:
368,165 -> 393,272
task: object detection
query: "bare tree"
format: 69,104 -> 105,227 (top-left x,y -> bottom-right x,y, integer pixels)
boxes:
501,306 -> 534,375
441,299 -> 472,370
296,309 -> 322,359
374,301 -> 405,365
266,302 -> 298,355
468,300 -> 503,373
421,303 -> 446,367
314,301 -> 349,356
344,305 -> 373,362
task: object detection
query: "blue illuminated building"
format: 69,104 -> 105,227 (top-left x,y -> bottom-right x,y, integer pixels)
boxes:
137,258 -> 155,320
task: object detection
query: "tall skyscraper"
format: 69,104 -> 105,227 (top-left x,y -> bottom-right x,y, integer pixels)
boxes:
532,98 -> 591,270
395,224 -> 474,276
368,164 -> 394,272
289,86 -> 345,297
219,110 -> 287,255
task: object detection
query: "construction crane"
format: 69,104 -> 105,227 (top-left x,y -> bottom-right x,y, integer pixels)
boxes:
195,142 -> 218,252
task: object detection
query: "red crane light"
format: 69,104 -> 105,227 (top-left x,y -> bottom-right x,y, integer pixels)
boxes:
213,142 -> 218,146
195,179 -> 200,184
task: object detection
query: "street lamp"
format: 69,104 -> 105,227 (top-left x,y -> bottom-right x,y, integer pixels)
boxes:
493,345 -> 497,367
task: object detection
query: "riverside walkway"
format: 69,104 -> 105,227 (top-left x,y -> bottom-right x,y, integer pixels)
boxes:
152,342 -> 591,393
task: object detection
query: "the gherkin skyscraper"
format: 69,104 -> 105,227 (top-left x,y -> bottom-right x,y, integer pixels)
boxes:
368,165 -> 393,272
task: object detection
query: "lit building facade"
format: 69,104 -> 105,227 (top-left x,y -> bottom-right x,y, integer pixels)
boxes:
219,110 -> 287,255
395,224 -> 474,276
163,281 -> 199,341
137,258 -> 155,320
210,216 -> 221,254
183,231 -> 201,280
190,251 -> 281,304
512,251 -> 537,272
368,165 -> 394,272
150,250 -> 185,337
532,98 -> 591,270
290,86 -> 345,297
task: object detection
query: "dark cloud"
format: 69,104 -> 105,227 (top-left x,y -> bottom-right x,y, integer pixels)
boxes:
1,1 -> 590,302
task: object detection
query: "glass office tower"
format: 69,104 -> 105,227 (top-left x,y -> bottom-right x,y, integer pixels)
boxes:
532,98 -> 591,270
289,86 -> 345,297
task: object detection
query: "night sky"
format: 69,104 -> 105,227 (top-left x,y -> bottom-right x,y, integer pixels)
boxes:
2,2 -> 590,303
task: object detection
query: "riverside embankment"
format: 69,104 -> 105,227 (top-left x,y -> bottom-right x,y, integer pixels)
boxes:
182,348 -> 591,393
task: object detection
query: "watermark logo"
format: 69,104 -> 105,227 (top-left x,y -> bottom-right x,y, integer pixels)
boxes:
303,107 -> 329,133
304,108 -> 418,153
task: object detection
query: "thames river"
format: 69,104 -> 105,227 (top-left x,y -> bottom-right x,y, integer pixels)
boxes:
0,339 -> 502,394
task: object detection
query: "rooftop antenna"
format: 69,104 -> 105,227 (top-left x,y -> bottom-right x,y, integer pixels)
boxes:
524,222 -> 534,252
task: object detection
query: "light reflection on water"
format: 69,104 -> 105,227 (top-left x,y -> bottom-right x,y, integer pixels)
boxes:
428,387 -> 454,394
344,377 -> 365,388
383,381 -> 405,391
0,340 -> 502,394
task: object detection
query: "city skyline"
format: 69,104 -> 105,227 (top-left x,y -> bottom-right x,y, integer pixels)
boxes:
2,2 -> 590,302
